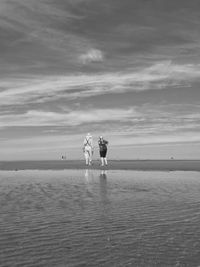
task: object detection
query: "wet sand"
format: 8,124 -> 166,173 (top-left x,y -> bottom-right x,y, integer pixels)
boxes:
0,169 -> 200,266
0,159 -> 200,171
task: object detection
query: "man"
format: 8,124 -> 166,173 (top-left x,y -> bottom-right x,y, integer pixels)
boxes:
98,136 -> 108,166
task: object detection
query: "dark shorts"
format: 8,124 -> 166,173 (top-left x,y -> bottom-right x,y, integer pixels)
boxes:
100,149 -> 107,158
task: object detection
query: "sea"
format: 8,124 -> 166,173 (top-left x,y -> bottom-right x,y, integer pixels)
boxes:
0,169 -> 200,266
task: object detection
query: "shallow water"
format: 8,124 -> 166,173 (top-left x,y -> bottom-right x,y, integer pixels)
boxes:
0,170 -> 200,267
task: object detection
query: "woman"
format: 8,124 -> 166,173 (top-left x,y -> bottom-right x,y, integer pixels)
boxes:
83,133 -> 94,166
98,136 -> 108,166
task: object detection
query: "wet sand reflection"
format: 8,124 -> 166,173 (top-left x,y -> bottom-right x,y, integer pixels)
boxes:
1,170 -> 200,267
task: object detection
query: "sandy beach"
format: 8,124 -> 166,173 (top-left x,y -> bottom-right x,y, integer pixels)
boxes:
0,159 -> 200,171
0,169 -> 200,266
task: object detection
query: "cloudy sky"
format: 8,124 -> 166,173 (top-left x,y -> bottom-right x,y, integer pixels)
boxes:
0,0 -> 200,160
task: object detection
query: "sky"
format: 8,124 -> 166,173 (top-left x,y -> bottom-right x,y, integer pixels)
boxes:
0,0 -> 200,160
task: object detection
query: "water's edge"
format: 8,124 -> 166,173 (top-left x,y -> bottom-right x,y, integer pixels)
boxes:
0,160 -> 200,171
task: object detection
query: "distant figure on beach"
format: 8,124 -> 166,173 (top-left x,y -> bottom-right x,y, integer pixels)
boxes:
83,133 -> 94,166
98,136 -> 108,166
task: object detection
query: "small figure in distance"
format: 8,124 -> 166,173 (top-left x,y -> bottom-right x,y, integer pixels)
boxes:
83,133 -> 94,166
98,136 -> 108,166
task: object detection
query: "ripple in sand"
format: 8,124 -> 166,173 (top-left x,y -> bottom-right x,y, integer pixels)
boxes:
0,170 -> 200,266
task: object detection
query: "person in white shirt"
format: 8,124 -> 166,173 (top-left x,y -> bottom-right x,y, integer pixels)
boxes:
83,133 -> 94,165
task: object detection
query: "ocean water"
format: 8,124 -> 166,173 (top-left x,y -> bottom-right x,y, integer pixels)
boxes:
0,170 -> 200,267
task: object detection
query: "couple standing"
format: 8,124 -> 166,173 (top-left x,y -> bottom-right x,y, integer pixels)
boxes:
83,133 -> 108,166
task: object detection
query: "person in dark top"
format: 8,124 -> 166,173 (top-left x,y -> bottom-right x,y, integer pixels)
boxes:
98,136 -> 108,166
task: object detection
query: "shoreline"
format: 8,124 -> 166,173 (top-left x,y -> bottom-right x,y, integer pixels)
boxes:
0,160 -> 200,171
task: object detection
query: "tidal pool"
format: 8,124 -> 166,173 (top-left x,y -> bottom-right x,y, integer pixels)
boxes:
0,169 -> 200,266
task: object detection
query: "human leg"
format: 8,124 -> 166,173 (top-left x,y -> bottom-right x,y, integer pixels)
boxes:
88,147 -> 92,165
103,149 -> 108,165
84,150 -> 89,165
104,157 -> 108,165
100,150 -> 104,166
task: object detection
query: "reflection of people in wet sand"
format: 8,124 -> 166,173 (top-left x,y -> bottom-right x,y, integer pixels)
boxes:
83,133 -> 94,166
100,169 -> 107,179
99,170 -> 108,205
98,136 -> 108,166
84,168 -> 89,179
84,169 -> 94,183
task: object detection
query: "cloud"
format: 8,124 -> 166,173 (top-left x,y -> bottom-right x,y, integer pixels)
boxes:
79,49 -> 104,64
0,0 -> 80,29
0,104 -> 200,159
1,105 -> 200,143
1,61 -> 200,107
0,108 -> 139,127
0,0 -> 96,72
108,132 -> 200,149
